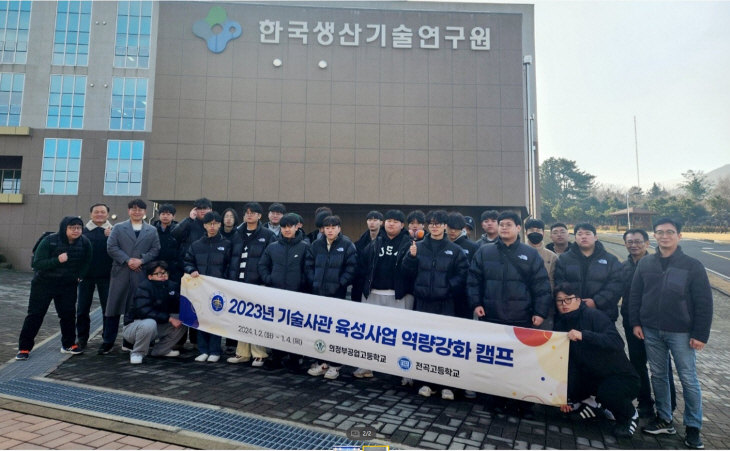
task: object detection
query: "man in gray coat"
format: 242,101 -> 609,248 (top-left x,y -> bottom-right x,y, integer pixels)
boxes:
98,199 -> 160,355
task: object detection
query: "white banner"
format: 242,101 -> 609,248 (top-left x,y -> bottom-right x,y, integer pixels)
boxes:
180,275 -> 569,406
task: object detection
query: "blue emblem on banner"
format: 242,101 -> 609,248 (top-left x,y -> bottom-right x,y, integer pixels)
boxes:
398,356 -> 412,371
209,292 -> 226,316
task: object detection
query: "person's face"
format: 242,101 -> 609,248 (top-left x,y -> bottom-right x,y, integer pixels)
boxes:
367,217 -> 382,232
482,218 -> 498,235
384,219 -> 403,237
128,206 -> 145,222
447,227 -> 462,242
282,224 -> 297,239
196,207 -> 211,220
66,223 -> 83,241
555,291 -> 580,314
498,220 -> 520,241
654,223 -> 681,252
324,224 -> 341,241
575,228 -> 597,251
223,211 -> 235,228
269,210 -> 283,225
148,267 -> 169,281
624,232 -> 649,258
204,220 -> 221,237
409,220 -> 424,232
244,209 -> 261,225
159,211 -> 174,226
90,206 -> 108,225
428,221 -> 446,240
550,227 -> 569,244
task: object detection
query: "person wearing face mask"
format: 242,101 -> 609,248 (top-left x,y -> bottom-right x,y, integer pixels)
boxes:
524,219 -> 557,330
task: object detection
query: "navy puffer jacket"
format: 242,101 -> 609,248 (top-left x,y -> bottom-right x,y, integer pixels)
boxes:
304,233 -> 357,299
258,231 -> 310,292
184,233 -> 235,280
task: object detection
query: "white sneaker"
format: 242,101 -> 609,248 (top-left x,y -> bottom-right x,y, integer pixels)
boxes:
324,366 -> 340,380
227,355 -> 250,364
130,354 -> 143,364
207,355 -> 220,362
402,377 -> 414,387
441,389 -> 455,400
195,353 -> 209,362
418,386 -> 436,397
353,368 -> 374,378
252,357 -> 265,367
308,363 -> 329,376
161,350 -> 179,358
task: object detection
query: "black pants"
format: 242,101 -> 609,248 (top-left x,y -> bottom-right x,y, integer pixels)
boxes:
623,323 -> 677,411
76,277 -> 110,345
19,279 -> 78,351
572,373 -> 639,424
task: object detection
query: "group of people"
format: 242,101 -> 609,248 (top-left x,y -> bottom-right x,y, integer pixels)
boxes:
16,198 -> 712,447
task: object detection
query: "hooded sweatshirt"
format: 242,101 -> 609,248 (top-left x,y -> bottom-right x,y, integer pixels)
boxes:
32,216 -> 92,282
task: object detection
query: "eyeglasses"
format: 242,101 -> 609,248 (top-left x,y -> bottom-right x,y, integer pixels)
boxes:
68,226 -> 83,231
244,212 -> 259,216
151,271 -> 169,277
129,207 -> 145,212
555,296 -> 577,306
654,230 -> 677,237
625,240 -> 644,245
428,223 -> 443,227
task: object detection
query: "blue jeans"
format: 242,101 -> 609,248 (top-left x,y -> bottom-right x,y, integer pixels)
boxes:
197,331 -> 221,356
643,327 -> 703,428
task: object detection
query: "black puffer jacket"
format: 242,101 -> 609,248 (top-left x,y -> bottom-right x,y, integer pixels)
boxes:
620,252 -> 647,328
258,231 -> 309,292
171,217 -> 206,272
232,222 -> 276,285
555,303 -> 638,401
305,233 -> 358,299
467,238 -> 552,326
32,216 -> 92,283
124,279 -> 180,326
553,241 -> 623,321
184,233 -> 235,280
402,236 -> 469,315
454,234 -> 481,263
629,247 -> 713,343
360,228 -> 413,300
153,220 -> 179,274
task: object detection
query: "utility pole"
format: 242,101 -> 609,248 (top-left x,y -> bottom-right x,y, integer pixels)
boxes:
634,116 -> 640,188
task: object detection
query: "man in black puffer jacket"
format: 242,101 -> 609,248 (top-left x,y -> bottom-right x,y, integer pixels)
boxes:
122,262 -> 187,364
171,197 -> 211,277
447,212 -> 481,319
259,214 -> 310,292
554,223 -> 623,322
153,204 -> 180,282
554,283 -> 640,439
351,210 -> 383,302
17,216 -> 92,360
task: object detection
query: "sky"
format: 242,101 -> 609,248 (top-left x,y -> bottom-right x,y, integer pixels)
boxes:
436,0 -> 730,191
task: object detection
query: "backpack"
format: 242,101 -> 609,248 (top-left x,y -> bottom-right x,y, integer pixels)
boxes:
31,231 -> 55,268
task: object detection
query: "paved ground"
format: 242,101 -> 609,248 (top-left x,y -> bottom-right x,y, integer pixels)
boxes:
2,266 -> 730,449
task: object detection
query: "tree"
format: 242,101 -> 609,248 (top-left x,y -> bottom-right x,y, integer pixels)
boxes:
707,175 -> 730,217
648,182 -> 668,198
540,158 -> 596,210
680,170 -> 714,201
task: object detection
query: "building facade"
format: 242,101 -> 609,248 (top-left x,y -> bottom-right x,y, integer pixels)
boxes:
0,1 -> 537,271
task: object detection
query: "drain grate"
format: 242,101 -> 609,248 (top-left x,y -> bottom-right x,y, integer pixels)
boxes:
0,378 -> 372,450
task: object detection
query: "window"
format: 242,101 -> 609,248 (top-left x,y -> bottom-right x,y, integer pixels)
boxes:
0,72 -> 23,126
47,74 -> 86,129
104,140 -> 143,196
40,139 -> 81,195
114,1 -> 151,69
110,77 -> 147,131
53,1 -> 92,66
0,1 -> 31,64
0,156 -> 21,194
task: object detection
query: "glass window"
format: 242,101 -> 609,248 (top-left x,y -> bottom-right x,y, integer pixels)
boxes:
0,169 -> 20,194
47,74 -> 85,129
104,140 -> 143,195
0,1 -> 32,64
114,1 -> 151,69
53,1 -> 91,66
0,72 -> 23,126
109,77 -> 146,131
39,138 -> 81,195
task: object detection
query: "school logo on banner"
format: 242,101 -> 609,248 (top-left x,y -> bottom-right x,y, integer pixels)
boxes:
314,339 -> 326,353
209,292 -> 226,316
398,356 -> 412,371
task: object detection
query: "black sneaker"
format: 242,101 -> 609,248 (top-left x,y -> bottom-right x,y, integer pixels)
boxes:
15,351 -> 29,360
60,344 -> 83,355
614,409 -> 638,438
684,427 -> 704,449
570,403 -> 605,421
641,416 -> 676,435
97,343 -> 113,355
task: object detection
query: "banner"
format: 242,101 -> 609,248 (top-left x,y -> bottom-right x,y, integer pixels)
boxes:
180,275 -> 569,405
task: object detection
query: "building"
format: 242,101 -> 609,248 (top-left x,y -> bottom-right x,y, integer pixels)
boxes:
0,1 -> 538,271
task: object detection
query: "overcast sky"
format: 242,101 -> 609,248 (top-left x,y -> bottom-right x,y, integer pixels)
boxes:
437,0 -> 730,191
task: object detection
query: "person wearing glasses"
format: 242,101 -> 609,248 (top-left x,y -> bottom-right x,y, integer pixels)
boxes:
16,216 -> 92,360
546,223 -> 571,255
554,283 -> 640,439
122,261 -> 187,364
100,199 -> 160,355
629,218 -> 713,449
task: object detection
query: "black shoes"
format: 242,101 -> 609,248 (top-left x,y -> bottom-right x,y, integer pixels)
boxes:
641,416 -> 677,435
613,409 -> 638,438
97,343 -> 113,355
684,426 -> 704,449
